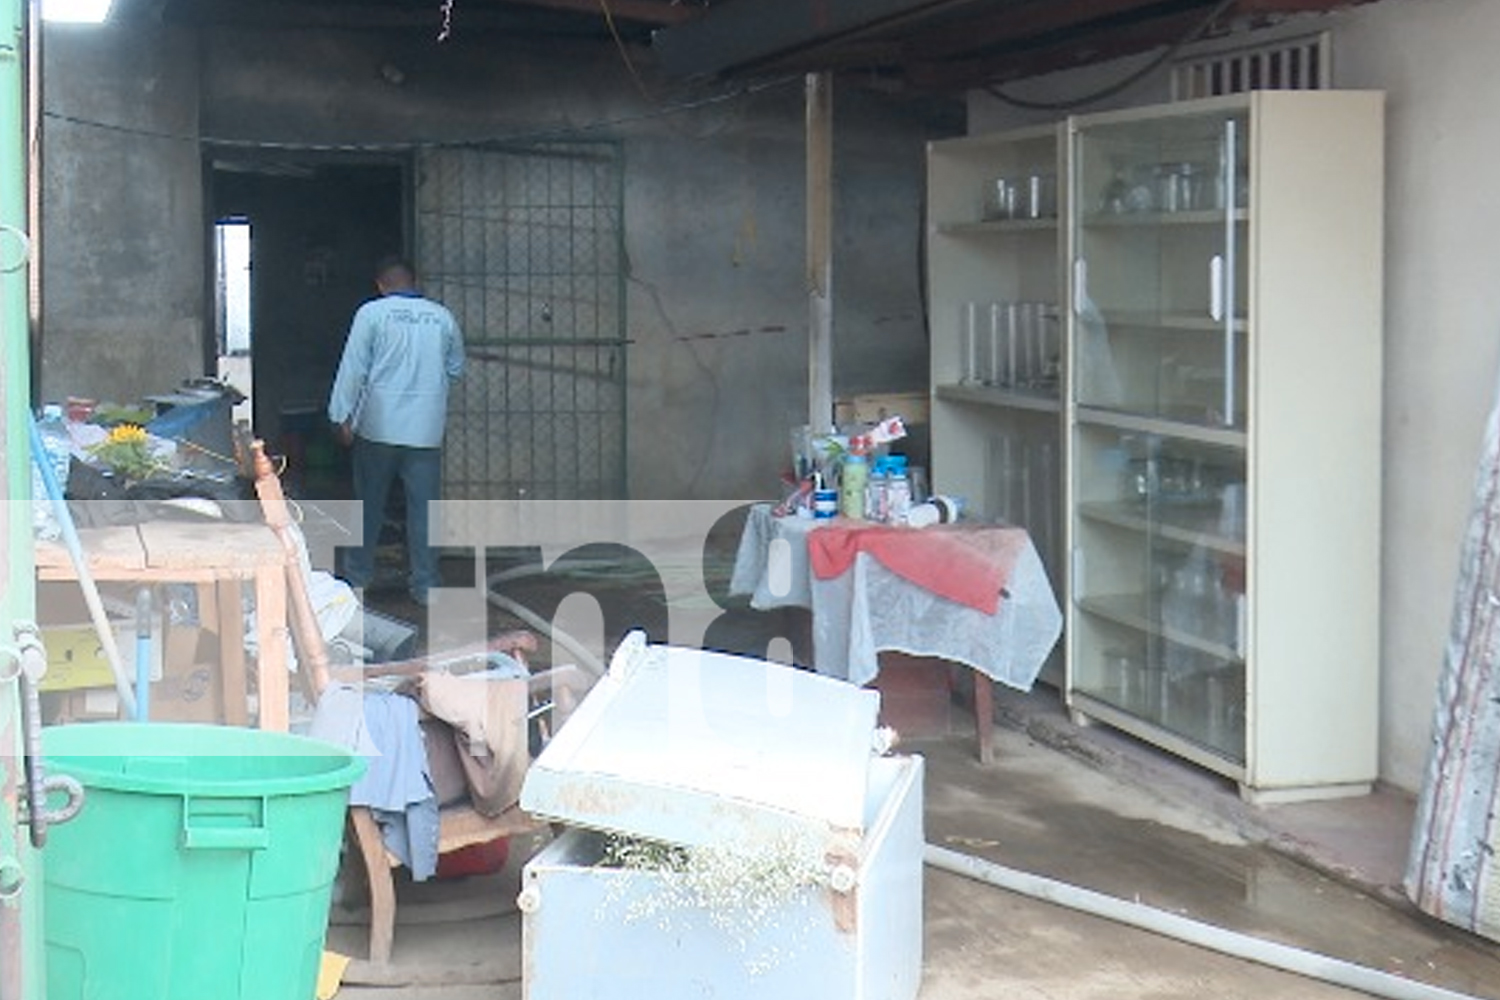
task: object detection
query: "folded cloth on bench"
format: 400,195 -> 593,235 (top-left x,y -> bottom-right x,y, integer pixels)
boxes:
419,671 -> 530,818
807,523 -> 1028,615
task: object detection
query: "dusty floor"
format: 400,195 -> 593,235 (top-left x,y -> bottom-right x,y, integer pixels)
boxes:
315,525 -> 1500,999
322,682 -> 1500,1000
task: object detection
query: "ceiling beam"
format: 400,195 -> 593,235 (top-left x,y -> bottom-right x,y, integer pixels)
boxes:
652,0 -> 999,79
501,0 -> 699,26
905,6 -> 1211,90
160,0 -> 693,31
654,0 -> 1370,85
1234,0 -> 1370,11
894,0 -> 1221,62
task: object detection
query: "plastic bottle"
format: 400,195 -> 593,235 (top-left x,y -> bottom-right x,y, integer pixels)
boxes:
38,404 -> 72,481
886,455 -> 912,525
839,436 -> 869,520
31,404 -> 72,540
867,457 -> 889,523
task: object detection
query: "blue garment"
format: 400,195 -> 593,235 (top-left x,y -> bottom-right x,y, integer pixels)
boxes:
346,437 -> 442,597
327,291 -> 464,449
308,685 -> 441,880
329,288 -> 462,595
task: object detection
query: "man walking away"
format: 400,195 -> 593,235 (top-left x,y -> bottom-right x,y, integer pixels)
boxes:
328,255 -> 464,606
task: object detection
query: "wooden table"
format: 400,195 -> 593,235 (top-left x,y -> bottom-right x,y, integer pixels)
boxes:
35,520 -> 293,731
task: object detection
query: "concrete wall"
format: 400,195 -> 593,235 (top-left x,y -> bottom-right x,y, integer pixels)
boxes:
40,19 -> 203,404
42,19 -> 957,501
970,0 -> 1494,794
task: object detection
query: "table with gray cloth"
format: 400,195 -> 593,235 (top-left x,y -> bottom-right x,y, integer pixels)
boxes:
729,503 -> 1062,690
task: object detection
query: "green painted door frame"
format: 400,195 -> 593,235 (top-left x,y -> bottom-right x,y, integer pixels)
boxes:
0,0 -> 41,994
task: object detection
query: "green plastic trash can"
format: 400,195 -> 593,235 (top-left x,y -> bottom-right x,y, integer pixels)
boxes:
41,723 -> 366,1000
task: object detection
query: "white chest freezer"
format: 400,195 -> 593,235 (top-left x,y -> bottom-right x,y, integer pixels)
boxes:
518,632 -> 925,1000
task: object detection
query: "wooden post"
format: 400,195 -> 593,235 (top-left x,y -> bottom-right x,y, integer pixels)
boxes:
251,440 -> 332,701
806,71 -> 834,435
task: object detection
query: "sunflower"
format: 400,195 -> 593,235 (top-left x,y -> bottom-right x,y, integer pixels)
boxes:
90,423 -> 164,481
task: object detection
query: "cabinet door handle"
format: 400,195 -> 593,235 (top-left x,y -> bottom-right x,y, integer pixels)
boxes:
1209,255 -> 1225,322
1073,257 -> 1088,315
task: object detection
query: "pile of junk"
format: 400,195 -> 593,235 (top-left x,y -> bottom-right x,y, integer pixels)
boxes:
30,377 -> 256,538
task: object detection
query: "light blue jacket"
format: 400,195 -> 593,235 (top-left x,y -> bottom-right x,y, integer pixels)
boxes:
327,291 -> 465,448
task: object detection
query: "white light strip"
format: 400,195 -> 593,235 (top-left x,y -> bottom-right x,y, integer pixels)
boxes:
42,0 -> 115,24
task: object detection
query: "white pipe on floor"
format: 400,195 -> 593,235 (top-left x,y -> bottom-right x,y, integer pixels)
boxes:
925,844 -> 1483,1000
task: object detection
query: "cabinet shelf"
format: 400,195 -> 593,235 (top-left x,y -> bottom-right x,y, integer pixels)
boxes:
935,382 -> 1061,414
1076,593 -> 1243,663
1077,407 -> 1247,448
1080,208 -> 1249,228
1098,310 -> 1247,334
1077,501 -> 1246,557
935,218 -> 1061,237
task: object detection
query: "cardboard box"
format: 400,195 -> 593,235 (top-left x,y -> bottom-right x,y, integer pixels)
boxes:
38,619 -> 162,693
48,624 -> 225,724
149,624 -> 224,723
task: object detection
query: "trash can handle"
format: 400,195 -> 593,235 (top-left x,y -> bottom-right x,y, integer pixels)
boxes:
182,796 -> 271,851
182,826 -> 271,851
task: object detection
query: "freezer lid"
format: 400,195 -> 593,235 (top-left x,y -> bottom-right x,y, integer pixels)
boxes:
520,632 -> 882,851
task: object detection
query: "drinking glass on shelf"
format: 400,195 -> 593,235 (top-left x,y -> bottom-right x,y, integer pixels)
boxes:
1014,303 -> 1037,387
1025,172 -> 1058,219
988,302 -> 1012,387
960,301 -> 984,383
1037,303 -> 1061,389
983,176 -> 1018,220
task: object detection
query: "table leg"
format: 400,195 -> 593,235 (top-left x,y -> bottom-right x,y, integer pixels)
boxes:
254,566 -> 290,732
973,671 -> 994,765
214,580 -> 249,727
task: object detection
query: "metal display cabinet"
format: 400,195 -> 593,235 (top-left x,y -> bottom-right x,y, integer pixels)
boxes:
517,632 -> 925,1000
926,123 -> 1067,685
1063,91 -> 1383,802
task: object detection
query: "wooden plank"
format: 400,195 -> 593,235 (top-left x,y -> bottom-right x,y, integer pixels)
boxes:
137,521 -> 283,572
214,579 -> 250,727
34,527 -> 147,575
835,391 -> 932,426
253,565 -> 290,732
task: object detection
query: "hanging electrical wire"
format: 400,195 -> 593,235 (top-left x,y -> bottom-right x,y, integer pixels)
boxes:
983,0 -> 1238,112
600,0 -> 655,103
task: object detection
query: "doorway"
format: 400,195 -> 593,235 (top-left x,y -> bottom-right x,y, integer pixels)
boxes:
209,158 -> 406,497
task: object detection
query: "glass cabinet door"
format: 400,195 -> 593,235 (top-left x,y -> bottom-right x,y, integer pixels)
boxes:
1071,108 -> 1249,429
1068,102 -> 1252,764
1070,426 -> 1247,761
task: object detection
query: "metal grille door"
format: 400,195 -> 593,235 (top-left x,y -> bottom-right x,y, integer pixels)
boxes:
417,142 -> 627,500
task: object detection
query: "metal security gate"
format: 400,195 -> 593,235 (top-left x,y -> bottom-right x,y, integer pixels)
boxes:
416,142 -> 627,500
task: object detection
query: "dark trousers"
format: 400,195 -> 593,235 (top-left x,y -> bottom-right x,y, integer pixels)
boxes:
347,436 -> 441,596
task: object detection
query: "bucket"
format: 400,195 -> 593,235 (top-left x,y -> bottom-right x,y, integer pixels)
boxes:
41,723 -> 366,1000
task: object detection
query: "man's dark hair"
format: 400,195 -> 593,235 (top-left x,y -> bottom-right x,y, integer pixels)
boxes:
375,255 -> 416,287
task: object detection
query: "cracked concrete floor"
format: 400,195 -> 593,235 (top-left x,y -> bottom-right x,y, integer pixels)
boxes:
322,697 -> 1500,1000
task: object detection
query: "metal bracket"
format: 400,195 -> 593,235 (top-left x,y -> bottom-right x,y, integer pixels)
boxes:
11,623 -> 83,848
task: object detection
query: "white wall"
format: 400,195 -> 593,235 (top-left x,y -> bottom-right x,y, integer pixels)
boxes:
969,0 -> 1496,793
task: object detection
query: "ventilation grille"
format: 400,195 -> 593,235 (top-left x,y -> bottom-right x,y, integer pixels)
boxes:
1172,30 -> 1331,100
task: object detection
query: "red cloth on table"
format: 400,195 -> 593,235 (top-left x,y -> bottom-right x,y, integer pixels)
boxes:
806,522 -> 1026,615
